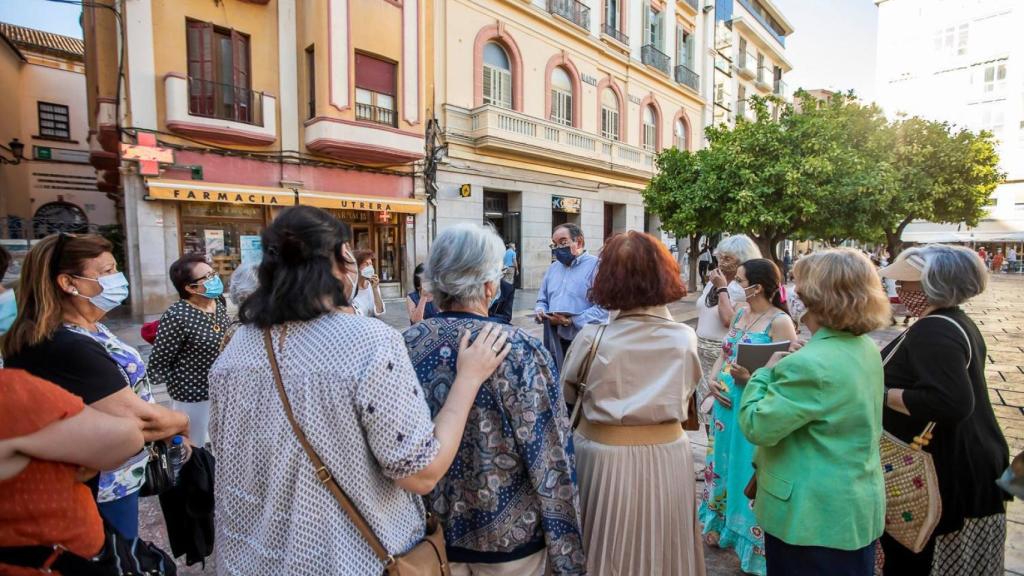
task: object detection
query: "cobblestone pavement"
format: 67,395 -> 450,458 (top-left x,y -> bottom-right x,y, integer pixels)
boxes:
127,275 -> 1023,575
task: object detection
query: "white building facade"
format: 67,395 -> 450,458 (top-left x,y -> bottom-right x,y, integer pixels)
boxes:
875,0 -> 1024,244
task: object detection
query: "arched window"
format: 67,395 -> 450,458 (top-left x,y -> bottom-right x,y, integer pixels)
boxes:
642,105 -> 657,151
482,42 -> 512,109
601,88 -> 620,140
674,117 -> 688,150
32,201 -> 89,238
550,67 -> 573,126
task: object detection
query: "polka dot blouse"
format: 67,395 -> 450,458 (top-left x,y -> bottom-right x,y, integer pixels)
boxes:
148,298 -> 230,402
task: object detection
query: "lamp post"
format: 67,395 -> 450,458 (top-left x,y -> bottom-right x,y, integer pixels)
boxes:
0,139 -> 25,165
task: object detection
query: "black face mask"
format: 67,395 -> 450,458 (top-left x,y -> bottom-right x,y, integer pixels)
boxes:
553,246 -> 576,267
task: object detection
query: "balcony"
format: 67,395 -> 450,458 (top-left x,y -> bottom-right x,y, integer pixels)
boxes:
773,78 -> 787,98
355,103 -> 396,127
674,65 -> 700,93
602,22 -> 629,46
714,87 -> 732,111
547,0 -> 590,30
679,0 -> 699,13
736,51 -> 756,79
642,44 -> 671,76
164,73 -> 277,145
755,66 -> 772,91
454,105 -> 655,178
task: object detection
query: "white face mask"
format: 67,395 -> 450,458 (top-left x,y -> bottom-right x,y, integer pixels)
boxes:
360,265 -> 375,279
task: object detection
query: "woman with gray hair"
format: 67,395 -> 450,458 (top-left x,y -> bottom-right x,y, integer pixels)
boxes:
228,261 -> 260,308
879,244 -> 1010,575
402,223 -> 586,575
694,234 -> 761,425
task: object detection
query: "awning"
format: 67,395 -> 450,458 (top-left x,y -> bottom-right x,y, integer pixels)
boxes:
297,190 -> 424,213
145,179 -> 295,206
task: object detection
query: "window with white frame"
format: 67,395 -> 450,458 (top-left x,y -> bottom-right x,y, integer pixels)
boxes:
934,24 -> 968,56
642,105 -> 657,151
978,105 -> 1004,136
643,2 -> 663,48
601,88 -> 620,140
482,42 -> 513,109
982,62 -> 1007,97
674,118 -> 687,150
550,67 -> 573,126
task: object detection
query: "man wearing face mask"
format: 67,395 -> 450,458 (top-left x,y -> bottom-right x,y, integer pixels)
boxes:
148,254 -> 231,446
534,223 -> 608,369
350,250 -> 386,318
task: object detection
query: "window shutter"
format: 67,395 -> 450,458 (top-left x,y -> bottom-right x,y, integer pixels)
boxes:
483,65 -> 493,104
499,69 -> 511,108
186,21 -> 214,115
232,31 -> 251,122
642,3 -> 650,44
355,53 -> 396,96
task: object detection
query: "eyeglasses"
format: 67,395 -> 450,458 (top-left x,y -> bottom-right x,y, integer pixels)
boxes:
189,271 -> 217,286
549,241 -> 573,250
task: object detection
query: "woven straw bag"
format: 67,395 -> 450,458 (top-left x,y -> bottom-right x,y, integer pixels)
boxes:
880,314 -> 971,553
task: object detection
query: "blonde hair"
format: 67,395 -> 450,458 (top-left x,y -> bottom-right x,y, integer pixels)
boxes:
793,248 -> 890,336
1,233 -> 112,357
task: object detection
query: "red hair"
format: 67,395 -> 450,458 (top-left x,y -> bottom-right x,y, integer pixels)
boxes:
590,231 -> 686,310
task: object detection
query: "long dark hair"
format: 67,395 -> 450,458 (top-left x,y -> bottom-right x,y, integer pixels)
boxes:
239,206 -> 351,328
741,258 -> 789,317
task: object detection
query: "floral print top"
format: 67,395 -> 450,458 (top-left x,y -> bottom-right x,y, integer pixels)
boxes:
65,322 -> 154,502
403,312 -> 586,573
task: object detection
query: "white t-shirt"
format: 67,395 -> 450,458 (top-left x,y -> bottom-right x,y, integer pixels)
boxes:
352,284 -> 385,318
695,280 -> 747,341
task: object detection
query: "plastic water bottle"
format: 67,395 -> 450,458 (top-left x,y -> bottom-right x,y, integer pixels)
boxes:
168,435 -> 185,486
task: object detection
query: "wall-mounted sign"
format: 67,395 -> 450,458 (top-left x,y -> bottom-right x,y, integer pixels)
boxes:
581,73 -> 598,87
552,195 -> 581,214
459,184 -> 472,198
629,94 -> 643,105
121,132 -> 174,176
147,179 -> 294,206
240,235 -> 262,264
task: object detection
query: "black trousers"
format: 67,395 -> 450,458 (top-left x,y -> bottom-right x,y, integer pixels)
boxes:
765,533 -> 876,576
559,337 -> 574,361
879,532 -> 933,575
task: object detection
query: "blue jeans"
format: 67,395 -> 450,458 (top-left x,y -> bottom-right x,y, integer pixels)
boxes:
98,492 -> 140,539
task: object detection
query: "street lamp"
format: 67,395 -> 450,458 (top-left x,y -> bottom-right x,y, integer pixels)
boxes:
0,139 -> 25,165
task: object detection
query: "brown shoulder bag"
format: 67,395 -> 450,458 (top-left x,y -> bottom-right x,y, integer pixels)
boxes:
263,329 -> 450,576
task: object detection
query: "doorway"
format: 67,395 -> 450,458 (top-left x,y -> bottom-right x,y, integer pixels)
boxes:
484,190 -> 522,288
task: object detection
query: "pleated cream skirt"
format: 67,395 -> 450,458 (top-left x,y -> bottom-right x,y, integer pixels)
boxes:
575,431 -> 707,576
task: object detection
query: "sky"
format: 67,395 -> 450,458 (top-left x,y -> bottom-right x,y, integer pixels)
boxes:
1,0 -> 883,103
773,0 -> 880,103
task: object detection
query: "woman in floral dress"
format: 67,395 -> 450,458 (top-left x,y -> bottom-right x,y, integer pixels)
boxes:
698,259 -> 796,575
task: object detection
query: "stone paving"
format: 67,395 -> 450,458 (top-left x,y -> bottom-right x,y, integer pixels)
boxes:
125,275 -> 1024,575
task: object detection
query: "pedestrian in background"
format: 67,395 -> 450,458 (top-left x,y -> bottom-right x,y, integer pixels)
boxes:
1007,246 -> 1018,272
209,206 -> 509,575
698,245 -> 713,285
0,246 -> 14,337
406,263 -> 439,324
502,241 -> 518,284
404,223 -> 584,575
534,223 -> 608,370
487,276 -> 515,324
148,254 -> 230,446
561,231 -> 704,576
693,235 -> 760,427
879,245 -> 1010,575
2,233 -> 190,539
739,249 -> 890,575
229,261 -> 260,309
699,258 -> 797,576
351,249 -> 386,318
991,249 -> 1004,273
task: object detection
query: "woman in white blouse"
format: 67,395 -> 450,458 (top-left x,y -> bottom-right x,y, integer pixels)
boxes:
209,206 -> 509,575
351,249 -> 386,318
693,234 -> 761,423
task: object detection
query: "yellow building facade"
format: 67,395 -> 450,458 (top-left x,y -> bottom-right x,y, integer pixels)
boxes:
431,0 -> 708,288
82,0 -> 430,314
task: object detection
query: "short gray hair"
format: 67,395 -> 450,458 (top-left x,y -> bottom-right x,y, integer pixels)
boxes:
554,223 -> 583,241
426,223 -> 504,309
714,234 -> 761,263
229,261 -> 260,306
904,244 -> 987,308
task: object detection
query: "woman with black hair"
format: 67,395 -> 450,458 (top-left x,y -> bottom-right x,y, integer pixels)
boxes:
699,258 -> 797,576
406,262 -> 439,324
148,254 -> 229,446
208,206 -> 511,575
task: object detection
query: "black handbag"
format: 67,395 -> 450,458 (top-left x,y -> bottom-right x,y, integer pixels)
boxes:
139,441 -> 175,497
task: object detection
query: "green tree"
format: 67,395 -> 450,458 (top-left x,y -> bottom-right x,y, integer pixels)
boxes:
875,117 -> 1003,256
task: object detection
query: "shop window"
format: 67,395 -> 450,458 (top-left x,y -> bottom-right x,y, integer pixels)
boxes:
483,42 -> 513,109
186,20 -> 255,124
180,202 -> 266,287
355,53 -> 397,127
38,102 -> 70,140
328,210 -> 404,283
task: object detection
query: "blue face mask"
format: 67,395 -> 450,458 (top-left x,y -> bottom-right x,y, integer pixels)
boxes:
75,272 -> 130,312
199,275 -> 224,299
553,246 -> 577,267
0,290 -> 16,334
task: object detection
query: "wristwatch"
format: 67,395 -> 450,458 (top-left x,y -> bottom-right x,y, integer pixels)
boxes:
716,287 -> 729,295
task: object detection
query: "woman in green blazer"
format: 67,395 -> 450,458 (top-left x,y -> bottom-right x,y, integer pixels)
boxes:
737,249 -> 892,575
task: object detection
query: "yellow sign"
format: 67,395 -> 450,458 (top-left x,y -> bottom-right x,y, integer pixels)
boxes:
145,179 -> 295,206
459,184 -> 471,198
298,190 -> 424,214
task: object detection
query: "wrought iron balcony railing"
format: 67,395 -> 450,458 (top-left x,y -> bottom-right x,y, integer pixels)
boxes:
548,0 -> 590,29
187,77 -> 264,125
642,44 -> 671,75
674,65 -> 700,92
602,22 -> 629,45
356,103 -> 396,127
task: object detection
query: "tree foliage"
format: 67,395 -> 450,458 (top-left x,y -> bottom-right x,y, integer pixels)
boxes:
643,90 -> 1004,260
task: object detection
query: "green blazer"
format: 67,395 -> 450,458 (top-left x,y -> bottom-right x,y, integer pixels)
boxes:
739,327 -> 885,550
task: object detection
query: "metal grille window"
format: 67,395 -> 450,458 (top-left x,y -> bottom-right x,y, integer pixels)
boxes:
642,105 -> 657,151
601,89 -> 619,140
38,102 -> 70,139
482,42 -> 513,109
355,53 -> 397,127
550,67 -> 573,126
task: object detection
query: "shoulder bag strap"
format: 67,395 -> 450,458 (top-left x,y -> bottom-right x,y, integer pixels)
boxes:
262,329 -> 394,565
568,324 -> 607,429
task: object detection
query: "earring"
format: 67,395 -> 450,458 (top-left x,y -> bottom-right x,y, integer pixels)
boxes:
70,287 -> 79,295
